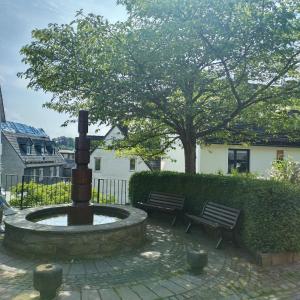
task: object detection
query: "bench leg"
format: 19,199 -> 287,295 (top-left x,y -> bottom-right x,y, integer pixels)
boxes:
171,215 -> 177,226
216,229 -> 223,249
185,221 -> 192,233
216,236 -> 223,249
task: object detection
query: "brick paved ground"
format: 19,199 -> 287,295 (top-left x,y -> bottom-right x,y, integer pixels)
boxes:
0,215 -> 300,299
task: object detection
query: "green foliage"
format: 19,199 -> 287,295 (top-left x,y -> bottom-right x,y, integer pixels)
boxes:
53,136 -> 75,150
270,157 -> 300,184
129,171 -> 300,253
18,0 -> 300,173
230,168 -> 258,179
10,181 -> 116,208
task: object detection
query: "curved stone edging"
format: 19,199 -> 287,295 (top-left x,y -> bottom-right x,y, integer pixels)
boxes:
4,204 -> 147,258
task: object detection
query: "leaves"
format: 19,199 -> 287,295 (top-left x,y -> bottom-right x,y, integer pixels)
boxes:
18,0 -> 300,171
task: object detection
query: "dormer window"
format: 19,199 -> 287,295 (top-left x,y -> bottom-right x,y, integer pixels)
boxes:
26,144 -> 32,155
33,140 -> 46,155
46,141 -> 55,155
17,137 -> 33,155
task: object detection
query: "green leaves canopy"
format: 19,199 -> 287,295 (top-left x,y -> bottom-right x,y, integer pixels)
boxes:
19,0 -> 300,171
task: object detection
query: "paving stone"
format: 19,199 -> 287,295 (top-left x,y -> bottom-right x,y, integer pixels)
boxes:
160,279 -> 188,294
131,284 -> 159,300
82,289 -> 101,300
115,286 -> 140,300
57,290 -> 81,300
69,263 -> 85,275
146,282 -> 174,298
1,219 -> 300,299
99,288 -> 121,300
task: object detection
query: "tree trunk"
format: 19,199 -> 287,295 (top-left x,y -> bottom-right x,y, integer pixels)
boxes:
183,140 -> 197,174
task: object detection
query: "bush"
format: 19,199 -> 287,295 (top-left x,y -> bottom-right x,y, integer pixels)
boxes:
129,171 -> 300,253
269,158 -> 300,184
10,181 -> 116,208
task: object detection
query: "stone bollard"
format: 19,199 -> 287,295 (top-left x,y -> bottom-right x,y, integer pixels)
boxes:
33,264 -> 63,300
187,248 -> 208,273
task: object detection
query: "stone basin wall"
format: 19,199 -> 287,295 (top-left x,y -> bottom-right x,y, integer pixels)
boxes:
4,204 -> 147,258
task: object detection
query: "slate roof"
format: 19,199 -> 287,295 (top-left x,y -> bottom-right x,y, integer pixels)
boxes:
0,86 -> 6,122
1,121 -> 65,167
206,125 -> 300,148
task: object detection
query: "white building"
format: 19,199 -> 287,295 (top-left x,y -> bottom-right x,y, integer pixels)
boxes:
162,140 -> 300,177
90,125 -> 300,202
89,126 -> 150,203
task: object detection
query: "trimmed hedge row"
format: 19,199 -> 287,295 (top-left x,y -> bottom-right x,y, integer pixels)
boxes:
129,171 -> 300,253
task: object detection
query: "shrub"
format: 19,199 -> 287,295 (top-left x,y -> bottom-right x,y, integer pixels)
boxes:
129,171 -> 300,253
269,157 -> 300,184
10,181 -> 116,208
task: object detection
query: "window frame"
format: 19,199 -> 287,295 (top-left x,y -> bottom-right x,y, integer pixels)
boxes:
38,168 -> 43,182
26,143 -> 32,155
94,157 -> 101,172
129,158 -> 136,172
228,149 -> 250,174
276,150 -> 284,161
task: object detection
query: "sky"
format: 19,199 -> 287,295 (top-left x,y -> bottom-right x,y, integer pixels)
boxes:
0,0 -> 127,138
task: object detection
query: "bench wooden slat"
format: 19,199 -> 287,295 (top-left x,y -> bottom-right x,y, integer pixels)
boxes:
148,200 -> 183,209
203,208 -> 237,225
138,191 -> 185,226
206,202 -> 240,213
204,205 -> 238,218
200,215 -> 233,229
203,208 -> 236,222
185,201 -> 241,248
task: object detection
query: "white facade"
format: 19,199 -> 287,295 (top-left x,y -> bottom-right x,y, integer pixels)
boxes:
89,127 -> 150,203
161,141 -> 300,177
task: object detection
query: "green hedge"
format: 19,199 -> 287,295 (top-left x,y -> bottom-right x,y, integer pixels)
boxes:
129,171 -> 300,253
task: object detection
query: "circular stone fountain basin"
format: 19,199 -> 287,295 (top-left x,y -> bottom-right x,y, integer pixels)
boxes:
4,204 -> 147,258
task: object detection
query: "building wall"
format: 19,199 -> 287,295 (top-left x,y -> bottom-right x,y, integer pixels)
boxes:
199,144 -> 300,177
161,140 -> 200,173
2,133 -> 25,179
89,127 -> 150,203
90,148 -> 150,181
161,141 -> 300,177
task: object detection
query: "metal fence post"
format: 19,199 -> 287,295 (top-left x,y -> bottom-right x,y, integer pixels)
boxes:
20,175 -> 25,210
97,179 -> 100,203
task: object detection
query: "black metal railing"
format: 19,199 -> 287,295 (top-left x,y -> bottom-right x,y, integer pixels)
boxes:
93,178 -> 128,205
1,174 -> 129,209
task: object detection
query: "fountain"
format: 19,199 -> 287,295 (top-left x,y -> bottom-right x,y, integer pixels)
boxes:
3,111 -> 147,258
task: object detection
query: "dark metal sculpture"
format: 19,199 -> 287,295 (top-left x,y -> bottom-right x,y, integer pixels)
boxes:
68,110 -> 93,225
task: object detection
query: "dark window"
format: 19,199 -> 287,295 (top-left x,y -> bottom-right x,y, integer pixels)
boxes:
130,158 -> 136,171
276,150 -> 284,161
95,158 -> 101,171
26,144 -> 32,155
228,149 -> 250,173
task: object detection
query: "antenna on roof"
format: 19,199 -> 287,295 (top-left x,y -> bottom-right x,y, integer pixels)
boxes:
0,85 -> 6,123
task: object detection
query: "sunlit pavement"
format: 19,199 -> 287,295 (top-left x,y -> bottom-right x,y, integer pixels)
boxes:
1,216 -> 300,300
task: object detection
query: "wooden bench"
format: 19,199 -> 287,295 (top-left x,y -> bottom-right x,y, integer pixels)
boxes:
137,192 -> 185,226
185,202 -> 240,249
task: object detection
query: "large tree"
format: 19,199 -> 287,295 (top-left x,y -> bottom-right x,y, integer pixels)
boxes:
19,0 -> 300,173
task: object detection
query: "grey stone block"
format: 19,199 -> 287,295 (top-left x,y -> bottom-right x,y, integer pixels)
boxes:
33,264 -> 63,299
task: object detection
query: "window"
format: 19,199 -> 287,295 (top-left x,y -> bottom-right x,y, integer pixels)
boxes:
228,149 -> 250,173
38,168 -> 43,182
95,158 -> 101,171
26,144 -> 32,155
130,158 -> 136,171
56,166 -> 60,177
41,145 -> 46,155
50,167 -> 54,177
276,150 -> 284,161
